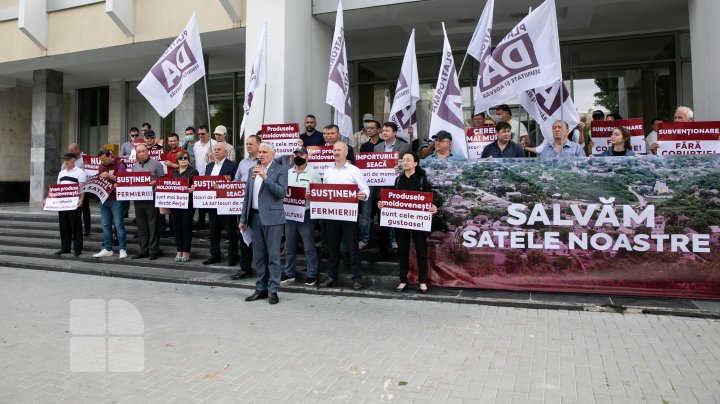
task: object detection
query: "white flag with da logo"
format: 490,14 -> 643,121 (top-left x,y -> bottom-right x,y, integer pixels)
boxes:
388,30 -> 420,143
467,0 -> 494,113
325,0 -> 353,141
137,13 -> 205,118
239,23 -> 267,137
428,24 -> 469,160
474,0 -> 561,114
519,81 -> 579,145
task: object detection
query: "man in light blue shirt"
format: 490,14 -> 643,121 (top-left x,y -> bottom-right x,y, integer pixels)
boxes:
425,131 -> 466,161
538,121 -> 586,159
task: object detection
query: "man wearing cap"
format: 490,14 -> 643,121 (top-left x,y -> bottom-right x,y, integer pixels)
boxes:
93,149 -> 128,259
352,113 -> 375,151
63,143 -> 92,236
143,130 -> 163,151
51,152 -> 87,256
205,125 -> 236,163
281,146 -> 322,286
300,114 -> 324,147
426,130 -> 462,160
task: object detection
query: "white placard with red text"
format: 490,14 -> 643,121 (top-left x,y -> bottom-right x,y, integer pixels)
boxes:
307,146 -> 334,178
44,184 -> 80,211
309,183 -> 359,222
656,122 -> 720,155
466,127 -> 496,159
262,124 -> 300,156
380,189 -> 433,232
82,155 -> 101,177
155,178 -> 189,209
192,175 -> 228,208
216,182 -> 246,215
83,176 -> 114,203
591,118 -> 646,155
355,152 -> 398,186
283,186 -> 307,222
115,172 -> 154,201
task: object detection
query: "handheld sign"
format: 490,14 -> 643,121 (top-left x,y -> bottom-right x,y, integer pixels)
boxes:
656,122 -> 720,155
155,178 -> 189,209
82,155 -> 101,177
44,184 -> 80,211
115,172 -> 154,201
355,152 -> 398,186
192,175 -> 228,208
306,146 -> 335,178
83,176 -> 114,203
466,127 -> 496,159
380,189 -> 434,232
262,124 -> 300,156
283,186 -> 307,222
591,118 -> 646,155
215,182 -> 246,215
309,183 -> 359,222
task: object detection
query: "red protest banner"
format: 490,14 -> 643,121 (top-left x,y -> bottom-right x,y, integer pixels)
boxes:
82,155 -> 101,177
262,123 -> 300,156
591,118 -> 646,155
380,189 -> 434,232
284,185 -> 307,222
215,181 -> 246,215
83,176 -> 114,203
355,152 -> 398,186
656,122 -> 720,155
466,127 -> 496,159
155,178 -> 189,209
115,172 -> 153,201
192,175 -> 228,208
309,183 -> 359,221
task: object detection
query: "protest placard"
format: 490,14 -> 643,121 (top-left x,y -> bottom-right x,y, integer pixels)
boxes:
591,118 -> 646,155
115,172 -> 154,201
355,152 -> 398,186
83,176 -> 114,203
307,146 -> 335,178
262,124 -> 300,156
155,178 -> 189,209
216,182 -> 246,215
466,127 -> 496,159
656,122 -> 720,155
380,189 -> 433,232
283,186 -> 307,222
309,183 -> 358,222
44,184 -> 80,211
192,175 -> 227,208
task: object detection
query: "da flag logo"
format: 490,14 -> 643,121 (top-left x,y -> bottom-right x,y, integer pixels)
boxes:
137,13 -> 205,118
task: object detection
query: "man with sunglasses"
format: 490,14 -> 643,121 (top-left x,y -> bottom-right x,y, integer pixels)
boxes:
120,127 -> 140,159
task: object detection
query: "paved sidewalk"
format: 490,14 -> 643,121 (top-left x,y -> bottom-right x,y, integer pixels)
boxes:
2,267 -> 720,404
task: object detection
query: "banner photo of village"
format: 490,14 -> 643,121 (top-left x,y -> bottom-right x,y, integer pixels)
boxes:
418,155 -> 720,300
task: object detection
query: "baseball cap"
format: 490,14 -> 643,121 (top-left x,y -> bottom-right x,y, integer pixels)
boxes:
144,130 -> 156,138
432,130 -> 453,141
214,125 -> 228,135
362,113 -> 374,121
63,152 -> 77,160
293,146 -> 308,155
592,110 -> 605,118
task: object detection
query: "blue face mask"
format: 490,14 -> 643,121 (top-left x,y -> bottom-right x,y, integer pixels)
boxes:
363,122 -> 369,129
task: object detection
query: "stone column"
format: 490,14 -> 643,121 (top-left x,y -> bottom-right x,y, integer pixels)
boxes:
689,0 -> 720,120
30,69 -> 63,203
108,80 -> 127,145
244,0 -> 332,145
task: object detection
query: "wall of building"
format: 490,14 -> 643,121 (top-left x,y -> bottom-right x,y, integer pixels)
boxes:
0,85 -> 31,201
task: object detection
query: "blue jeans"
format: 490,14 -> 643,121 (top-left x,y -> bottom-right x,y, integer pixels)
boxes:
100,200 -> 126,251
358,197 -> 372,244
284,213 -> 318,278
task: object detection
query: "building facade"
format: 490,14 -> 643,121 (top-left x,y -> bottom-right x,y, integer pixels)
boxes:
0,0 -> 718,202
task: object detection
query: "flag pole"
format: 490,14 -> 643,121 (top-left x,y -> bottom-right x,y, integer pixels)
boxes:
203,75 -> 211,128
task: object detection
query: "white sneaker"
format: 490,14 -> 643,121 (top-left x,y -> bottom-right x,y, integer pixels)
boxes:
119,249 -> 128,259
93,249 -> 113,258
391,241 -> 398,251
358,241 -> 368,249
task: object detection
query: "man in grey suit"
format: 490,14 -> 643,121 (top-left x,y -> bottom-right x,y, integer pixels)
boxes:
373,122 -> 411,260
239,142 -> 288,304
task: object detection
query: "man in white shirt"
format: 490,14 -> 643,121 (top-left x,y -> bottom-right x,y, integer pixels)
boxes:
318,142 -> 370,291
192,125 -> 216,230
53,152 -> 87,256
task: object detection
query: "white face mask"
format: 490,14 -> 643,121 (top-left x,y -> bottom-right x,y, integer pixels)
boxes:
185,135 -> 194,141
363,122 -> 369,129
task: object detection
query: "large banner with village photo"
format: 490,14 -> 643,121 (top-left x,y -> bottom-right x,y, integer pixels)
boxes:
418,155 -> 720,300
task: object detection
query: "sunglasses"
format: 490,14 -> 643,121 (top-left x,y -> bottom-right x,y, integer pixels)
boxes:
130,134 -> 138,137
177,156 -> 189,160
483,123 -> 494,127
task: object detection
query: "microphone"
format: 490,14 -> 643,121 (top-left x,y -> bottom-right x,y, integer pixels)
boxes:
252,159 -> 261,179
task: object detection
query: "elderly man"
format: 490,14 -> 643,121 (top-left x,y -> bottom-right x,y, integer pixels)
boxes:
93,149 -> 128,259
205,125 -> 236,163
65,143 -> 91,236
240,142 -> 288,304
538,121 -> 586,159
282,146 -> 322,285
318,142 -> 370,291
52,152 -> 87,256
203,143 -> 240,266
131,144 -> 165,260
649,106 -> 695,154
425,131 -> 464,160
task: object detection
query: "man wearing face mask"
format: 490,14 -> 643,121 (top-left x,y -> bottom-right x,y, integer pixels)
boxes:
281,147 -> 322,285
181,126 -> 197,166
